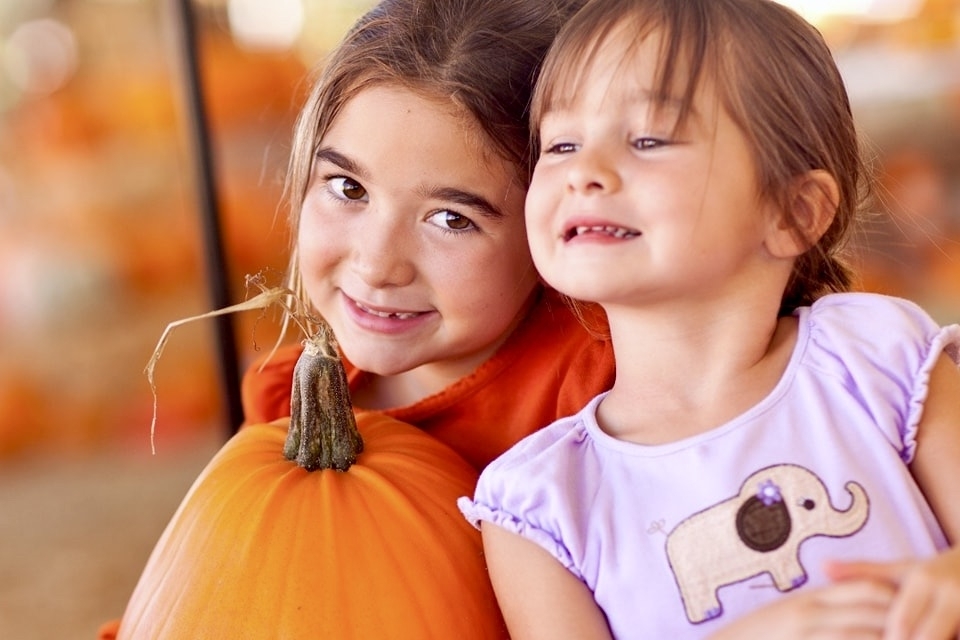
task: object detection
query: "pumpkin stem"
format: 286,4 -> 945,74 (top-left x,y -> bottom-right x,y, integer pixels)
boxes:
284,323 -> 363,471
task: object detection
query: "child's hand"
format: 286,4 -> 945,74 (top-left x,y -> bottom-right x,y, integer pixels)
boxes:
706,579 -> 894,640
826,548 -> 960,640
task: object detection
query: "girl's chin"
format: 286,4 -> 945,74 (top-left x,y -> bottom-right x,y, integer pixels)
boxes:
337,347 -> 423,377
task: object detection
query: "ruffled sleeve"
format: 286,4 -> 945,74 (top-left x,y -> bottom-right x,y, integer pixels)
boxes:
457,497 -> 578,574
458,410 -> 600,579
801,293 -> 960,464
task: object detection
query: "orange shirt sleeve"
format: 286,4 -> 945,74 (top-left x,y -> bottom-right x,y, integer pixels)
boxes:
240,343 -> 303,425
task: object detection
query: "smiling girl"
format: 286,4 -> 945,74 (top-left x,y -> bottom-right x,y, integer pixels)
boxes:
240,0 -> 614,472
461,0 -> 960,637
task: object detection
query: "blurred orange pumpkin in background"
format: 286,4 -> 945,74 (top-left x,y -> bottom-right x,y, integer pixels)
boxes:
0,12 -> 305,458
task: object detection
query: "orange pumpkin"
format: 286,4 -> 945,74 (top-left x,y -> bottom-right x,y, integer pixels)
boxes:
114,330 -> 507,639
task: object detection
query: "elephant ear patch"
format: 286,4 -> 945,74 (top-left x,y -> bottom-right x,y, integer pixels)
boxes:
736,494 -> 791,552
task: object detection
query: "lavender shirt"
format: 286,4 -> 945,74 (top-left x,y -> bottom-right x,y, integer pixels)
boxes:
460,293 -> 960,639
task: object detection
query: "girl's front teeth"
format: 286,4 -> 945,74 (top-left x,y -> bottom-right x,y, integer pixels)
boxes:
357,302 -> 420,320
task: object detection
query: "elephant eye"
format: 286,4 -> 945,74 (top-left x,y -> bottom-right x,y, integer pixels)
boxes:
799,498 -> 816,510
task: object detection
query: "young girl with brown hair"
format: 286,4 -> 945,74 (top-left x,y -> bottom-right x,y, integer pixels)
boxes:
462,0 -> 960,637
240,0 -> 614,473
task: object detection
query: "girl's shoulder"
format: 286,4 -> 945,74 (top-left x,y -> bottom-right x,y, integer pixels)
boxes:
799,290 -> 959,370
462,395 -> 605,574
477,392 -> 606,503
805,290 -> 941,327
800,291 -> 953,362
477,394 -> 604,486
797,292 -> 960,462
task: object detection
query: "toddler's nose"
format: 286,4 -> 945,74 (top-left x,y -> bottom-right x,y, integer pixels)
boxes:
566,144 -> 621,195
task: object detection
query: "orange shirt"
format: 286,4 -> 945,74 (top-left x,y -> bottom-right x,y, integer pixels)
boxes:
242,287 -> 615,471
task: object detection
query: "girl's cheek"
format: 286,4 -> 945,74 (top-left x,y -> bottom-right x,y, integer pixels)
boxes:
297,223 -> 333,279
524,189 -> 550,232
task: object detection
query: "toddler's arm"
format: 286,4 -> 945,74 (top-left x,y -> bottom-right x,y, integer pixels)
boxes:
827,353 -> 960,640
481,523 -> 613,640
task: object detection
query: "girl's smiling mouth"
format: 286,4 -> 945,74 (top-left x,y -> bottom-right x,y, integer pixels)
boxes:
563,224 -> 642,241
339,292 -> 437,336
353,299 -> 425,320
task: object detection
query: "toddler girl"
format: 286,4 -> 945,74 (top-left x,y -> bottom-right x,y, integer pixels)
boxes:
461,0 -> 960,637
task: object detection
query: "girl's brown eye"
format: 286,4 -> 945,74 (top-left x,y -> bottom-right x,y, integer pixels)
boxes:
445,213 -> 471,230
341,178 -> 366,200
427,210 -> 476,232
327,176 -> 368,202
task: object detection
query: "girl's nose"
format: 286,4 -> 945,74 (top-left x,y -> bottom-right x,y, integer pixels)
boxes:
349,213 -> 417,288
566,144 -> 621,195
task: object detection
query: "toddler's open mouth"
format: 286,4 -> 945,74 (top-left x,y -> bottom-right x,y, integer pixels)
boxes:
564,225 -> 641,241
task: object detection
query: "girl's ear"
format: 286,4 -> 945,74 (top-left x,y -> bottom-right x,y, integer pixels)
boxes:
765,169 -> 840,259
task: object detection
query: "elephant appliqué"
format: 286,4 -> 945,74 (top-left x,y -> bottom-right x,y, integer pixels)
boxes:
665,464 -> 869,624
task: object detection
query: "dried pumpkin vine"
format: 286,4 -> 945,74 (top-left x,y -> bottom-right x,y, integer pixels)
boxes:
144,272 -> 361,468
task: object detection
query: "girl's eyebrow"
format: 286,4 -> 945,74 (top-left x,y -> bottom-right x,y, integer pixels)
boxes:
425,187 -> 505,220
315,147 -> 368,179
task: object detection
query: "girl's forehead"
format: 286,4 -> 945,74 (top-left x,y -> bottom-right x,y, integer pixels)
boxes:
328,82 -> 466,140
545,29 -> 694,114
542,22 -> 667,105
323,83 -> 520,179
539,18 -> 734,137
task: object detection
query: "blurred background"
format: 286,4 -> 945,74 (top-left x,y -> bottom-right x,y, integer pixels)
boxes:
0,0 -> 958,637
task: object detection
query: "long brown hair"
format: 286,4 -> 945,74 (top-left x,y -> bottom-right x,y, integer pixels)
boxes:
283,0 -> 587,309
531,0 -> 872,313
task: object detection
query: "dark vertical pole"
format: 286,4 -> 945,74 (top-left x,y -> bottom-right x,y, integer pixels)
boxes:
171,0 -> 245,436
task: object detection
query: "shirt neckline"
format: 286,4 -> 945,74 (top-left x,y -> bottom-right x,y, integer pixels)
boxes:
581,306 -> 813,457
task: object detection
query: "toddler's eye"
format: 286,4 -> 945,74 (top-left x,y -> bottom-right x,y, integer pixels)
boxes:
543,141 -> 578,155
329,176 -> 367,201
427,210 -> 476,232
632,137 -> 667,150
